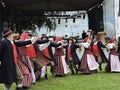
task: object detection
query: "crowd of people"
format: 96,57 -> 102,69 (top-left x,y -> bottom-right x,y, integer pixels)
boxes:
0,29 -> 120,90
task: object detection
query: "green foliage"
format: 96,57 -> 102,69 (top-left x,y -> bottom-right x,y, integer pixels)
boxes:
7,11 -> 57,33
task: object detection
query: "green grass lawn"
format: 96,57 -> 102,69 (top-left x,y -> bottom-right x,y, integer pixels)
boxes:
1,64 -> 120,90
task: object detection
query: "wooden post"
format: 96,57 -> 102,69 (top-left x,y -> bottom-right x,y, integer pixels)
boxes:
97,31 -> 106,43
87,30 -> 93,39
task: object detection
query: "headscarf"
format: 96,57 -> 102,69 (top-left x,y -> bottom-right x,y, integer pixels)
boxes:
83,37 -> 88,42
20,32 -> 30,41
55,36 -> 63,44
105,38 -> 115,45
109,38 -> 115,43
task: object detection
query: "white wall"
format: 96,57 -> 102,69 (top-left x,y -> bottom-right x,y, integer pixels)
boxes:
115,0 -> 120,40
103,0 -> 115,38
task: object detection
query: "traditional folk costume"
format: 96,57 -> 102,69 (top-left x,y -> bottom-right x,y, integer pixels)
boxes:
39,35 -> 62,78
79,38 -> 99,74
39,42 -> 52,67
54,37 -> 69,76
28,43 -> 43,81
40,35 -> 61,66
105,38 -> 120,72
0,30 -> 32,90
64,38 -> 80,75
91,35 -> 107,71
17,32 -> 34,88
17,46 -> 33,88
37,41 -> 51,79
28,40 -> 50,80
27,44 -> 37,83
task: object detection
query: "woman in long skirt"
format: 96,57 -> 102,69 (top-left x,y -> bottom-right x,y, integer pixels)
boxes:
79,38 -> 99,74
27,35 -> 50,81
18,32 -> 34,88
18,47 -> 33,88
105,38 -> 120,72
54,37 -> 69,76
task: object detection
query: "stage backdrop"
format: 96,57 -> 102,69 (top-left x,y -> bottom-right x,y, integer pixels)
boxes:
88,6 -> 104,34
103,0 -> 115,38
115,0 -> 120,40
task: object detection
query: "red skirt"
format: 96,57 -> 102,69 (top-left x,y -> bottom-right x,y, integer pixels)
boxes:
54,56 -> 64,76
78,54 -> 96,74
36,52 -> 51,66
17,60 -> 29,74
17,56 -> 32,87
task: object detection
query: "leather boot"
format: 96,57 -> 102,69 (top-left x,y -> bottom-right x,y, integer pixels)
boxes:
75,68 -> 78,74
16,87 -> 23,90
71,70 -> 74,75
50,66 -> 55,76
99,64 -> 102,71
45,74 -> 48,79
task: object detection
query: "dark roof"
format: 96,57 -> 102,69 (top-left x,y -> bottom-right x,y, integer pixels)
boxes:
4,0 -> 103,15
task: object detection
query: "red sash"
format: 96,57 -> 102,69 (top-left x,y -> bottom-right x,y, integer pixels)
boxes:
92,44 -> 100,55
27,45 -> 37,58
41,48 -> 50,58
18,46 -> 28,56
67,45 -> 72,59
12,44 -> 18,64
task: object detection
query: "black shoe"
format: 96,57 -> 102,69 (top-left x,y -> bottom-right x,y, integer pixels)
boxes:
71,70 -> 75,75
76,70 -> 78,74
99,66 -> 102,71
32,83 -> 35,85
55,74 -> 64,77
16,87 -> 23,90
36,76 -> 41,81
45,74 -> 48,79
95,70 -> 97,73
55,74 -> 59,77
50,67 -> 55,76
51,72 -> 55,76
75,69 -> 78,74
20,86 -> 28,90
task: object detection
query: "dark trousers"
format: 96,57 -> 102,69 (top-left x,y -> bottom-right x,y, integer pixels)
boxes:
69,60 -> 78,74
94,55 -> 102,71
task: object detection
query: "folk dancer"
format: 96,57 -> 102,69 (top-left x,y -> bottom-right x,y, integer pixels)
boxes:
79,38 -> 99,74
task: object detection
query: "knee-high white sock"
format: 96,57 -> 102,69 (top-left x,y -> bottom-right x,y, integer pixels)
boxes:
28,58 -> 36,83
3,87 -> 9,90
17,84 -> 22,88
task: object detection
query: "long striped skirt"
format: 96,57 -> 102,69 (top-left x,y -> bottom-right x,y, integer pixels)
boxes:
36,52 -> 51,66
105,54 -> 120,72
79,54 -> 99,74
54,56 -> 64,76
18,56 -> 33,87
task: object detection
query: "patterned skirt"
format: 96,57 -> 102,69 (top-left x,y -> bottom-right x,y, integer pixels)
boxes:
79,54 -> 99,74
37,52 -> 51,66
17,56 -> 33,87
105,54 -> 120,72
54,56 -> 64,76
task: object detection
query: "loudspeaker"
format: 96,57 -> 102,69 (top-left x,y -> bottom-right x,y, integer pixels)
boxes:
88,6 -> 104,34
